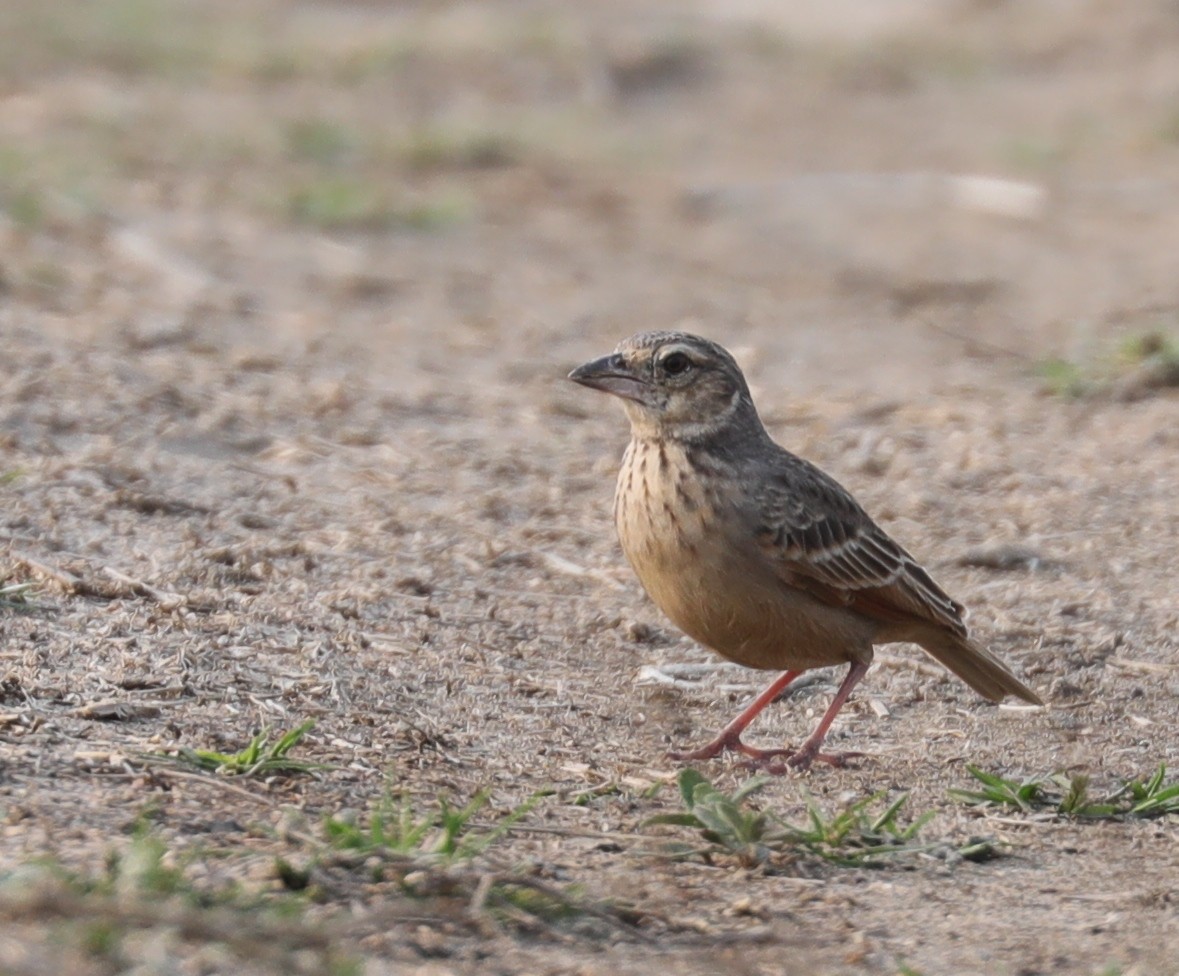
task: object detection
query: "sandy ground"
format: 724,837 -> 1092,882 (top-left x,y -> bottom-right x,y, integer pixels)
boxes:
2,2 -> 1178,974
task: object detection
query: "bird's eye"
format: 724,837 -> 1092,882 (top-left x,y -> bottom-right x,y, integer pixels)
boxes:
659,351 -> 693,376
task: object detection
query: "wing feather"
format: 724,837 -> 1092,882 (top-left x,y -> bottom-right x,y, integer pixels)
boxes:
751,450 -> 967,637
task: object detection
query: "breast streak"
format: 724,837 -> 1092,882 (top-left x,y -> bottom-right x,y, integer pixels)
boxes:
614,440 -> 859,671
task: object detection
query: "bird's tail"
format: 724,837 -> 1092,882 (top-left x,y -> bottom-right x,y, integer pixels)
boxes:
916,630 -> 1043,705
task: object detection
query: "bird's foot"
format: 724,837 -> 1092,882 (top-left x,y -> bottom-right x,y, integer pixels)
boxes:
667,731 -> 793,763
744,745 -> 865,774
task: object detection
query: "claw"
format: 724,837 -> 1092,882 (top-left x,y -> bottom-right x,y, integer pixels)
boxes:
667,732 -> 793,763
750,749 -> 864,774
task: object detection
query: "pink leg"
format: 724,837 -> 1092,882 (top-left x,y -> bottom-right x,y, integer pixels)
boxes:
668,670 -> 802,762
764,659 -> 871,772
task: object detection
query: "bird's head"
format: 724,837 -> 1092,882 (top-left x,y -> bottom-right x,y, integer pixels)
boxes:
568,331 -> 762,442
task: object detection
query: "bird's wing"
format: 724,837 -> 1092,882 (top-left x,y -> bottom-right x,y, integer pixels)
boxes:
750,452 -> 968,637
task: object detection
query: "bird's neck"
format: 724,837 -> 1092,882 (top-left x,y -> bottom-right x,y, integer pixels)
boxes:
628,398 -> 770,456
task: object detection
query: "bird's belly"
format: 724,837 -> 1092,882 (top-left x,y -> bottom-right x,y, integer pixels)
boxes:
615,455 -> 866,671
637,548 -> 860,671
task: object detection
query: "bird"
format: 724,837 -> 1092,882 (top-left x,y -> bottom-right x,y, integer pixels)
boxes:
568,330 -> 1043,771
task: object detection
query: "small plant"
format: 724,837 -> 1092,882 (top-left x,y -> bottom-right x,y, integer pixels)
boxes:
1035,357 -> 1091,398
1054,772 -> 1119,818
1117,330 -> 1179,369
1115,764 -> 1179,817
645,769 -> 778,866
313,788 -> 637,936
148,721 -> 323,777
108,831 -> 187,899
645,769 -> 957,868
323,788 -> 544,864
948,766 -> 1049,812
951,764 -> 1179,820
10,829 -> 201,904
1035,328 -> 1179,398
0,581 -> 38,610
782,789 -> 937,867
285,178 -> 470,232
286,176 -> 393,230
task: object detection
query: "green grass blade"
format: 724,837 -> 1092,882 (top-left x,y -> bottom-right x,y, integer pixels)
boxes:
677,769 -> 708,809
730,776 -> 772,804
869,792 -> 907,834
643,813 -> 705,828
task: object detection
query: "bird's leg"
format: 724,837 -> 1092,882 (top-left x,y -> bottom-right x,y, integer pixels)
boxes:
761,659 -> 871,772
668,670 -> 802,762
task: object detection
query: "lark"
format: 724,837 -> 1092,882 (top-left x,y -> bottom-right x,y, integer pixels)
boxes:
569,331 -> 1042,770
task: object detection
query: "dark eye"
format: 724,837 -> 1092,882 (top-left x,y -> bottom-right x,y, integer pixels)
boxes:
659,351 -> 693,376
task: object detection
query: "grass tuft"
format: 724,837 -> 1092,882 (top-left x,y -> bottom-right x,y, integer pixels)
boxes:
311,788 -> 641,936
0,581 -> 39,610
1035,328 -> 1179,398
645,769 -> 977,868
322,787 -> 545,864
951,764 -> 1179,819
109,831 -> 187,899
286,177 -> 393,230
146,720 -> 323,777
285,177 -> 470,232
1035,357 -> 1092,398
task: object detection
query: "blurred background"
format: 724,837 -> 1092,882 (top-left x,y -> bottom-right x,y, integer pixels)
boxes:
3,0 -> 1178,399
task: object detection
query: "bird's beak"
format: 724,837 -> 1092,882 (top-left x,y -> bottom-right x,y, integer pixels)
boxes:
567,354 -> 649,404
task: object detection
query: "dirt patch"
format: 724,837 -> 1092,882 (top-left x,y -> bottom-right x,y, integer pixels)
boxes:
2,2 -> 1178,974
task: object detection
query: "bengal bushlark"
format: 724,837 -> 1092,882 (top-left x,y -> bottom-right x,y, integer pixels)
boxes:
569,331 -> 1042,771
